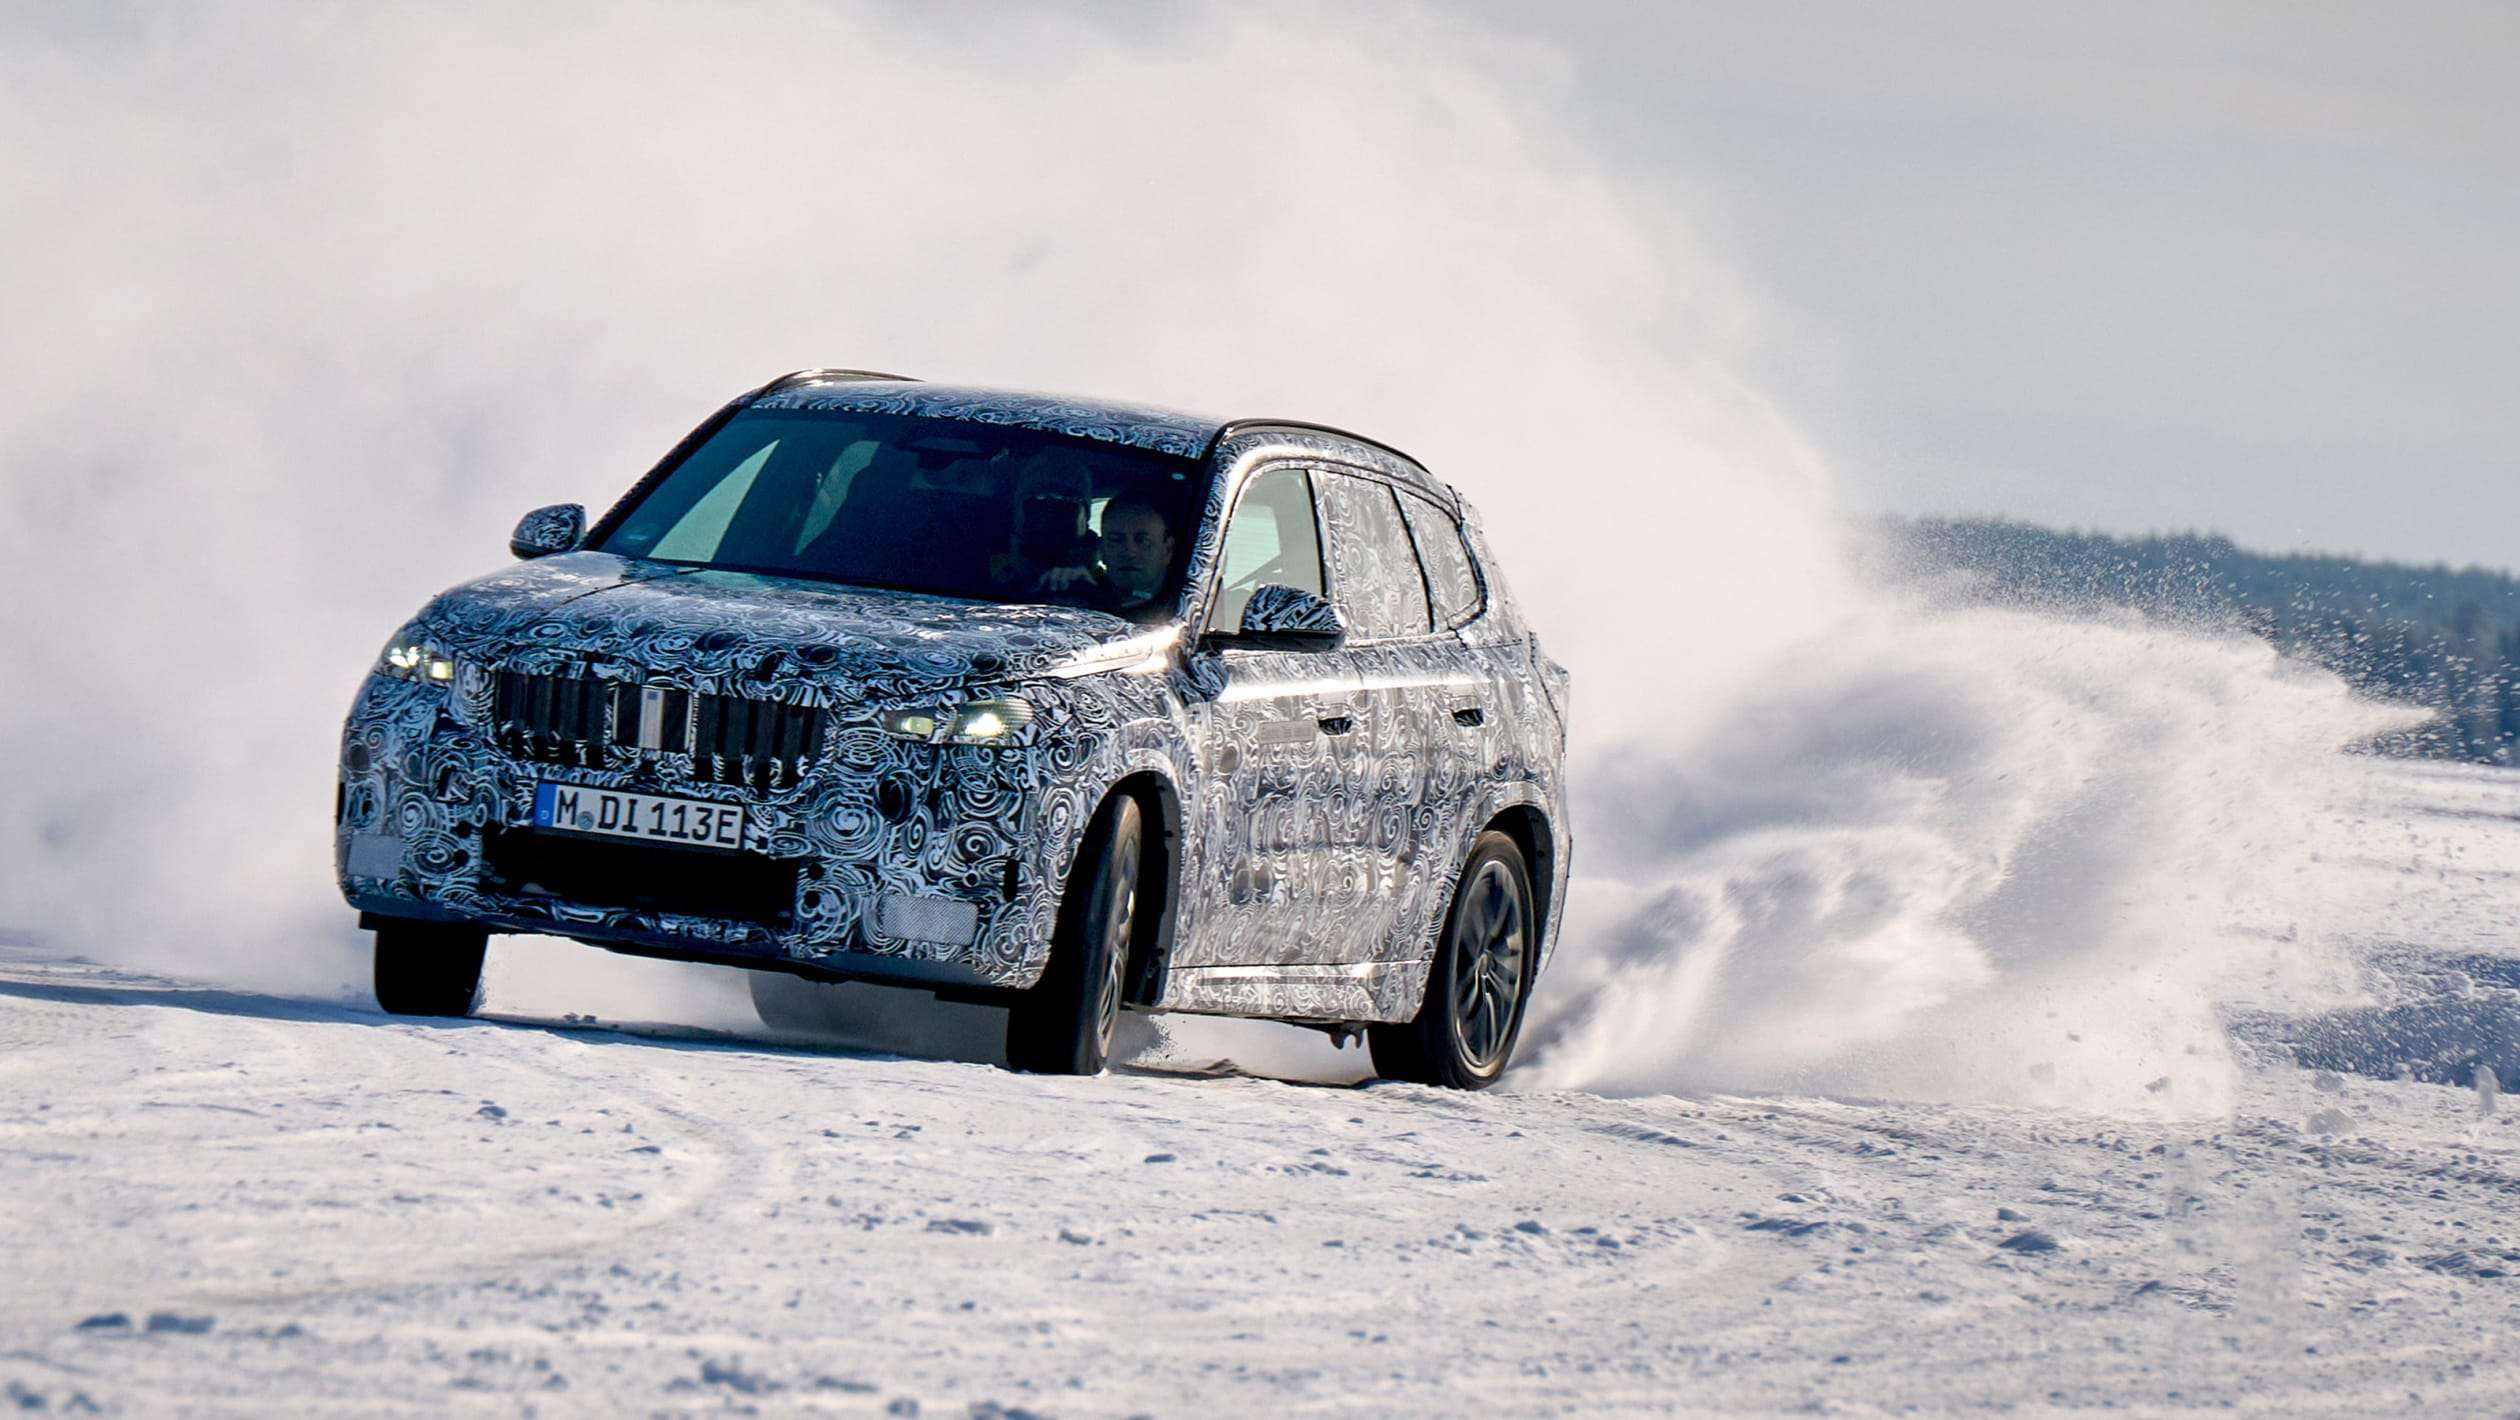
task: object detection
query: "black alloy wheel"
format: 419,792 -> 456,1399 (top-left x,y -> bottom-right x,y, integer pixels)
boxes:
1369,831 -> 1535,1090
1007,793 -> 1144,1076
372,919 -> 489,1018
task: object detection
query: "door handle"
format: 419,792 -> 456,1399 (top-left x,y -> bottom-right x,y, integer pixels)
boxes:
1317,716 -> 1356,736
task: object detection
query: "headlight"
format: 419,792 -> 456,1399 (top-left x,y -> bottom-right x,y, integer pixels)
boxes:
879,697 -> 1036,745
378,626 -> 458,684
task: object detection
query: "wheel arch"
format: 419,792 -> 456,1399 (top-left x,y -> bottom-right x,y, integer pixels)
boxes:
1059,766 -> 1180,1009
1107,769 -> 1181,1007
1483,802 -> 1559,968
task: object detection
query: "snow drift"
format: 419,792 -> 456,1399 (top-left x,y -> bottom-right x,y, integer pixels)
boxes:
0,3 -> 2403,1112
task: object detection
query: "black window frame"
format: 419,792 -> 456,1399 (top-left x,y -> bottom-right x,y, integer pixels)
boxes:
1395,487 -> 1488,632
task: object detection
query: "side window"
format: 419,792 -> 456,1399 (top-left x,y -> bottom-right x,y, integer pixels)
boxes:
1398,491 -> 1483,628
1317,474 -> 1434,640
1210,466 -> 1325,631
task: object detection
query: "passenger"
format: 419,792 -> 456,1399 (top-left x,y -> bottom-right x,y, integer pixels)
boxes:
989,456 -> 1098,595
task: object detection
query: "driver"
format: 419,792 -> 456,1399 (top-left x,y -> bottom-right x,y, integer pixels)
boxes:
1039,492 -> 1176,619
1098,493 -> 1177,616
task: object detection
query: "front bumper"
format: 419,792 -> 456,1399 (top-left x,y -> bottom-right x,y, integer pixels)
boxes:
334,671 -> 1069,990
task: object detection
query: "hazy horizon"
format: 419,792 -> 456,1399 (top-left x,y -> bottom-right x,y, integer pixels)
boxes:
1460,1 -> 2519,576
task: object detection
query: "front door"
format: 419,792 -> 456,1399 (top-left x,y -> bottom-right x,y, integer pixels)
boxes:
1175,464 -> 1361,969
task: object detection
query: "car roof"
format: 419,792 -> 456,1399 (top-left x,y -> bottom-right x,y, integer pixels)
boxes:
747,375 -> 1223,460
745,373 -> 1440,497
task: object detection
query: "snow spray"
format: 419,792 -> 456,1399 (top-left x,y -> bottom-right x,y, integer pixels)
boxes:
0,7 -> 2417,1096
1512,595 -> 2406,1114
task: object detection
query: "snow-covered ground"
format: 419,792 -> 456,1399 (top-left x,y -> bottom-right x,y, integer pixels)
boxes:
3,757 -> 2515,1417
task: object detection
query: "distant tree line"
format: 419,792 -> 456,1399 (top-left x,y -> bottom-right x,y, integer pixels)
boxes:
1882,518 -> 2520,764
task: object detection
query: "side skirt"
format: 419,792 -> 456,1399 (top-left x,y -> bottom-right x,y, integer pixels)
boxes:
1157,959 -> 1430,1025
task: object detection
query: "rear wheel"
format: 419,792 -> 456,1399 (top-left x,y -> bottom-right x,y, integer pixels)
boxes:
1006,794 -> 1143,1076
1369,832 -> 1534,1089
372,920 -> 488,1018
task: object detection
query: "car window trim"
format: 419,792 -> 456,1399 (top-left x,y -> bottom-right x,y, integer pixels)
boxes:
1394,485 -> 1488,633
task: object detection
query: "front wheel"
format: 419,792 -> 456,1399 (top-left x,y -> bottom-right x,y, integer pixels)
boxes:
373,920 -> 488,1018
748,972 -> 869,1034
1006,794 -> 1144,1076
1369,832 -> 1535,1089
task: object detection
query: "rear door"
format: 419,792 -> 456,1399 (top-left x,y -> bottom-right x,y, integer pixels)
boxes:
1309,471 -> 1451,965
1393,486 -> 1499,877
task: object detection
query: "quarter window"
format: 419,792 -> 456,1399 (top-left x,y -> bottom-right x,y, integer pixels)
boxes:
1318,474 -> 1434,640
1398,491 -> 1483,628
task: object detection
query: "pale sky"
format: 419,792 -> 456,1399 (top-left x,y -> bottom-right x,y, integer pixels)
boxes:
10,1 -> 2515,576
1456,1 -> 2520,572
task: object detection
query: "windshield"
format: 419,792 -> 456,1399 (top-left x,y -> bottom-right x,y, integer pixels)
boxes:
596,409 -> 1210,620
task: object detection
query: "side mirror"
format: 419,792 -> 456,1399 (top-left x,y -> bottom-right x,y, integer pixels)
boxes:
1226,584 -> 1346,652
510,503 -> 586,560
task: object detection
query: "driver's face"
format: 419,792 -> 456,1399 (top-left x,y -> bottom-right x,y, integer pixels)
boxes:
1100,505 -> 1174,597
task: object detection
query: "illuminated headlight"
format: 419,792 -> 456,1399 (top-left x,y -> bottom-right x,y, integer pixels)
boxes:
879,697 -> 1036,745
378,627 -> 458,684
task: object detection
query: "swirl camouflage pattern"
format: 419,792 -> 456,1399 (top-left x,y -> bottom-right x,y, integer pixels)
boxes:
338,374 -> 1570,1041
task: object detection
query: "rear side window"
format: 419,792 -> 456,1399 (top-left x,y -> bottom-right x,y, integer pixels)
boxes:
1317,473 -> 1433,640
1211,466 -> 1325,631
1398,491 -> 1482,628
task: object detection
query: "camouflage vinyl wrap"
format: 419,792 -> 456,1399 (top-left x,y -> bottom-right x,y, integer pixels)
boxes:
338,382 -> 1569,1025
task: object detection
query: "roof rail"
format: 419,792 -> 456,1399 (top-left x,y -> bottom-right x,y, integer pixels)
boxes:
757,367 -> 922,395
1201,417 -> 1426,472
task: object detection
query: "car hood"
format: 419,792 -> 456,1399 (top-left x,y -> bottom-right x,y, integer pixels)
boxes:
414,552 -> 1169,698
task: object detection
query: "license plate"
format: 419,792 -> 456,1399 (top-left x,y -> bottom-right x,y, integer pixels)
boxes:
533,782 -> 746,852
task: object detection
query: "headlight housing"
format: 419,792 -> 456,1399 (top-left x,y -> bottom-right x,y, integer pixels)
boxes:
879,697 -> 1036,745
377,625 -> 459,684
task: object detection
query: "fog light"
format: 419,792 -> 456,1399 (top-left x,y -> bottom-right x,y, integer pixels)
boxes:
877,893 -> 981,946
344,832 -> 403,881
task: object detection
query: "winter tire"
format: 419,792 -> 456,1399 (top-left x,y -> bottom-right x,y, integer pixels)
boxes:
1007,793 -> 1144,1076
372,919 -> 488,1018
1369,831 -> 1535,1090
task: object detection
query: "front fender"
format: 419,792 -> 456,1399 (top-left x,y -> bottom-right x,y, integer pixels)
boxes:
1003,687 -> 1190,989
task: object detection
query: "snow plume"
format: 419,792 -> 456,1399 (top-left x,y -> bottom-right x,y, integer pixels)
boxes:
1518,598 -> 2406,1114
0,2 -> 1819,1002
0,4 -> 2402,1101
